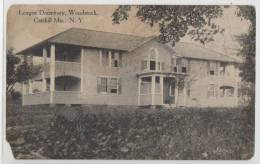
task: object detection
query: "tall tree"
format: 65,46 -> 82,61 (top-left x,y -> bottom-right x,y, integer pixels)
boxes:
7,48 -> 20,94
236,6 -> 255,107
236,6 -> 255,84
6,48 -> 41,96
112,5 -> 225,46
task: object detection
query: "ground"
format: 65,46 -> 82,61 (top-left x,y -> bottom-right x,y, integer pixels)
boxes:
6,101 -> 254,160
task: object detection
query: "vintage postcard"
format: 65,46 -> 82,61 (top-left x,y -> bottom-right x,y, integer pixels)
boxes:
5,4 -> 255,160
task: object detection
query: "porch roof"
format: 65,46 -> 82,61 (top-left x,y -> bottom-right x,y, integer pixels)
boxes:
17,28 -> 155,54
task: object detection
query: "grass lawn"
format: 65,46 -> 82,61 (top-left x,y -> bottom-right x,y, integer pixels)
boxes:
6,103 -> 254,160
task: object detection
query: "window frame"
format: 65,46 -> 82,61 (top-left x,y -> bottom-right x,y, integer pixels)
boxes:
97,76 -> 120,95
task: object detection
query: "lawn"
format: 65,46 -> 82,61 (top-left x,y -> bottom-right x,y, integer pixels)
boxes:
6,103 -> 254,160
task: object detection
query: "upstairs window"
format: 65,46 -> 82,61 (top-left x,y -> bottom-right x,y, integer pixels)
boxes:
209,62 -> 217,76
141,48 -> 164,71
149,50 -> 156,70
181,59 -> 188,73
111,52 -> 120,67
171,57 -> 177,72
171,57 -> 188,73
100,50 -> 121,67
219,62 -> 226,75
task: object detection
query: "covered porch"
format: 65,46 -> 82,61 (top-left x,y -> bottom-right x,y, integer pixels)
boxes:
137,73 -> 186,107
22,76 -> 83,105
18,42 -> 85,106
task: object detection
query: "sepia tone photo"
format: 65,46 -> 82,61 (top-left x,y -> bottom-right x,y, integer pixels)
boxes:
6,5 -> 255,159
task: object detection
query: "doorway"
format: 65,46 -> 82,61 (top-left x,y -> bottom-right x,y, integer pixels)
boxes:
163,77 -> 175,104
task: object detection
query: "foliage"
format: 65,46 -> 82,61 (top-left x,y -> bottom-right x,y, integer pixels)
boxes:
236,6 -> 255,84
7,48 -> 20,94
7,105 -> 254,160
235,6 -> 255,108
6,48 -> 41,95
112,5 -> 224,45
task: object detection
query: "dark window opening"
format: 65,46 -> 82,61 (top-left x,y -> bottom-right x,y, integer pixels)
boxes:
150,61 -> 156,70
155,76 -> 160,83
210,70 -> 215,75
110,89 -> 117,93
182,67 -> 187,73
174,67 -> 177,72
114,60 -> 118,67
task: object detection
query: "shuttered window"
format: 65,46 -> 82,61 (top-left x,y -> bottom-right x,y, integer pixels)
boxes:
207,84 -> 218,97
97,77 -> 121,94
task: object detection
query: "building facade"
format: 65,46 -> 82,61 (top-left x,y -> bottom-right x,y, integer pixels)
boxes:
19,28 -> 241,107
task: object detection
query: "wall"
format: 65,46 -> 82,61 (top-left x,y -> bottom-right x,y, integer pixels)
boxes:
120,39 -> 174,106
180,59 -> 241,107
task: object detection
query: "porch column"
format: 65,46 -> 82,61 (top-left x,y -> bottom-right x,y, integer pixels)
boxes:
160,76 -> 164,105
151,75 -> 156,106
50,44 -> 55,103
99,50 -> 102,65
108,51 -> 112,68
42,47 -> 47,92
137,77 -> 142,105
183,80 -> 187,106
28,80 -> 32,94
80,48 -> 84,93
175,78 -> 179,107
22,82 -> 26,95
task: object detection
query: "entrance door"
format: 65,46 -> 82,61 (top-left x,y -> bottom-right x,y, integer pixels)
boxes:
163,77 -> 175,104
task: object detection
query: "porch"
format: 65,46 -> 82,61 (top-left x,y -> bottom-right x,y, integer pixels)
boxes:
22,91 -> 83,105
22,75 -> 82,105
138,74 -> 184,107
20,43 -> 84,105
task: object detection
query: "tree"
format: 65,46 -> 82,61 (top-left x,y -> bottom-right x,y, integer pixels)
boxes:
7,48 -> 20,94
236,6 -> 255,107
112,5 -> 225,46
236,6 -> 255,84
6,48 -> 41,96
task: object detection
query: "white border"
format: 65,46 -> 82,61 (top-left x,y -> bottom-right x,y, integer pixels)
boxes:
1,0 -> 259,164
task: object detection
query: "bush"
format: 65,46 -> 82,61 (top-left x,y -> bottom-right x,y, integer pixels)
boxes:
17,107 -> 253,159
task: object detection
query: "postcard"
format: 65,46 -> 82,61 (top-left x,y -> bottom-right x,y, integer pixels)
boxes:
5,4 -> 255,160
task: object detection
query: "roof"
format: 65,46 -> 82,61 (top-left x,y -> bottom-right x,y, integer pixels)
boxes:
18,28 -> 155,54
167,42 -> 240,63
18,28 -> 239,63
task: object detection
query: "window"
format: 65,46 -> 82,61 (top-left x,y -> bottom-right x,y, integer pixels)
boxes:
111,52 -> 120,67
181,59 -> 188,73
207,84 -> 217,97
150,60 -> 156,70
171,57 -> 177,72
97,77 -> 108,93
219,62 -> 226,75
97,77 -> 120,94
149,50 -> 156,70
209,62 -> 217,76
100,50 -> 121,67
101,50 -> 109,66
155,76 -> 161,93
220,86 -> 234,97
141,77 -> 151,94
141,48 -> 164,71
109,78 -> 118,93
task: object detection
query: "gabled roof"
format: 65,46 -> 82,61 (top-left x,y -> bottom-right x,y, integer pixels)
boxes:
166,42 -> 240,63
18,28 -> 155,54
18,28 -> 239,63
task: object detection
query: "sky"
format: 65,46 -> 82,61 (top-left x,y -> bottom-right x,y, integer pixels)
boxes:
7,5 -> 250,58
